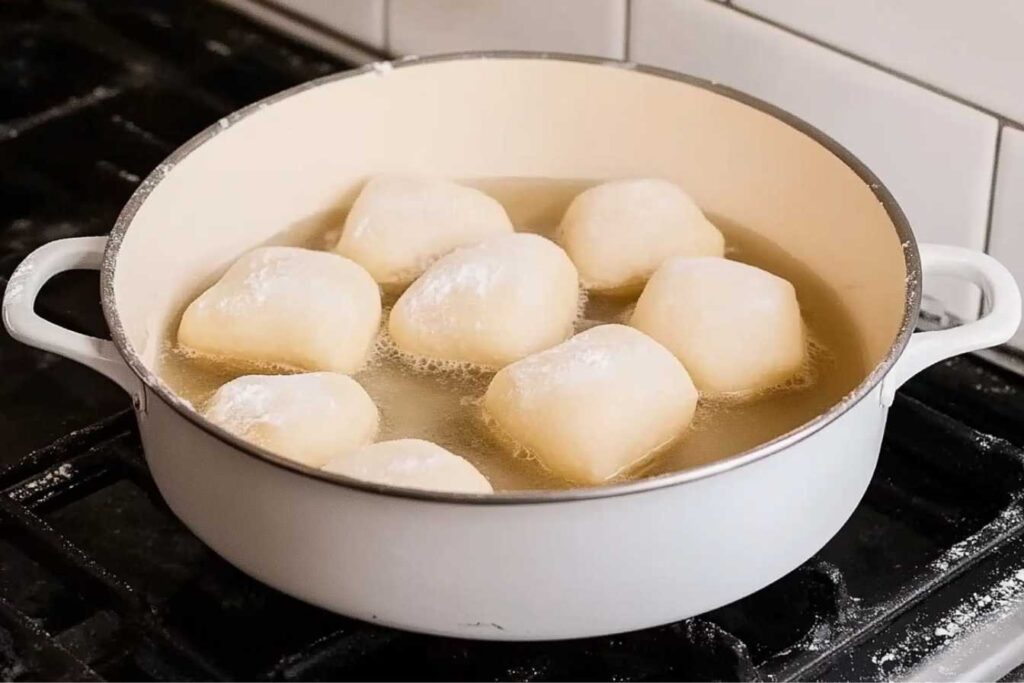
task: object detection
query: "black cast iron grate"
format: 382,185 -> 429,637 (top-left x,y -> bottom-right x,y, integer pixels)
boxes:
4,0 -> 1024,680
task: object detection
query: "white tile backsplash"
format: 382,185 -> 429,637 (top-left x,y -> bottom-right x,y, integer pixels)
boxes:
388,0 -> 626,58
631,0 -> 998,320
987,126 -> 1024,348
272,0 -> 386,49
734,0 -> 1024,124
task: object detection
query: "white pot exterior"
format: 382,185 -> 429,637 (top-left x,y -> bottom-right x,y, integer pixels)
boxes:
3,54 -> 1019,641
137,382 -> 887,640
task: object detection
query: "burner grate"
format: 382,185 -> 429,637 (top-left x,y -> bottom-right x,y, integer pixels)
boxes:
4,0 -> 1024,680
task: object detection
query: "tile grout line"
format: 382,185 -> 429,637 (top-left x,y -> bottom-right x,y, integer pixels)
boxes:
213,0 -> 392,62
983,125 -> 1004,255
623,0 -> 632,61
721,3 -> 1023,129
243,0 -> 389,55
979,125 -> 1004,319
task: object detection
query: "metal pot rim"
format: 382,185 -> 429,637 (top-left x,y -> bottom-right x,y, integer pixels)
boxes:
99,51 -> 921,505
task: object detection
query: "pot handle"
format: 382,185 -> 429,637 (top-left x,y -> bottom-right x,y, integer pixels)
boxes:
880,243 -> 1022,406
2,236 -> 143,402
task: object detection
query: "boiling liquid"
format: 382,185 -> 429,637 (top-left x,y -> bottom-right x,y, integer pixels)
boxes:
159,178 -> 869,491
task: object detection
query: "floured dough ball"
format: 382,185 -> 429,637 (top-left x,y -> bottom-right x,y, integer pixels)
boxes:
483,324 -> 698,485
630,257 -> 805,394
558,178 -> 725,293
204,373 -> 378,467
178,246 -> 381,373
335,175 -> 514,288
322,439 -> 493,494
388,233 -> 579,368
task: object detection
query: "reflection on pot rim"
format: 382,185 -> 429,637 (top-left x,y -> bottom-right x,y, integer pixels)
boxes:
98,51 -> 922,505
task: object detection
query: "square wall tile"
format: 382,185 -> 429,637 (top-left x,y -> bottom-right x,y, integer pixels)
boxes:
269,0 -> 386,49
631,0 -> 998,320
735,0 -> 1024,125
389,0 -> 626,58
987,126 -> 1024,349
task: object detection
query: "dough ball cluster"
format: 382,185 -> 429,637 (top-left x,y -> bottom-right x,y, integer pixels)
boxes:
179,175 -> 807,493
558,178 -> 725,293
322,439 -> 493,494
630,257 -> 805,394
204,372 -> 378,468
484,324 -> 698,485
335,175 -> 514,289
389,233 -> 579,368
178,246 -> 380,374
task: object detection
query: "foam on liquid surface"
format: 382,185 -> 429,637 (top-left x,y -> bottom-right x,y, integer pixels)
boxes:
159,177 -> 869,491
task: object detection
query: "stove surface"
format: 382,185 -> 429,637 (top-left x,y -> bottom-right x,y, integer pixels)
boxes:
3,1 -> 1024,680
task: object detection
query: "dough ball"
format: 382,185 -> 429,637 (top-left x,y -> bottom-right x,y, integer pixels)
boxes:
483,324 -> 698,485
204,372 -> 378,468
558,178 -> 725,293
388,233 -> 579,368
630,257 -> 805,394
178,246 -> 381,373
322,439 -> 493,494
335,175 -> 514,288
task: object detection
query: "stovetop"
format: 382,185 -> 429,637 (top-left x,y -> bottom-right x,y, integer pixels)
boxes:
3,0 -> 1024,680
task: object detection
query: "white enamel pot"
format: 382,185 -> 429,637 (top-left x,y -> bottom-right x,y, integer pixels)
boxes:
3,54 -> 1021,641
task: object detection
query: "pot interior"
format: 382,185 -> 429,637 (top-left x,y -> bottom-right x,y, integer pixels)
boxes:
110,55 -> 911,451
